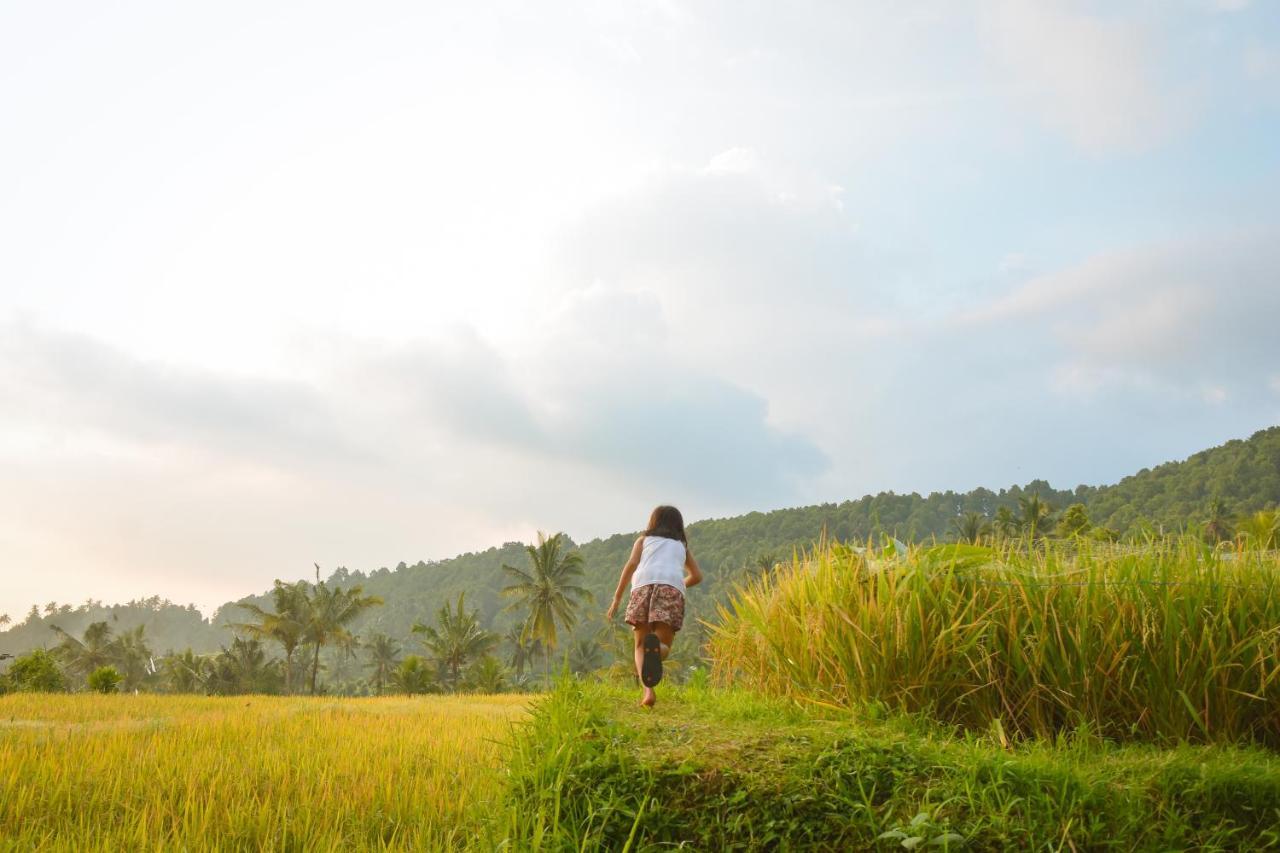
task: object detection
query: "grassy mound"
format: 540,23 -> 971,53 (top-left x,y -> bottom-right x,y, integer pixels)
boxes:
709,539 -> 1280,745
498,681 -> 1280,851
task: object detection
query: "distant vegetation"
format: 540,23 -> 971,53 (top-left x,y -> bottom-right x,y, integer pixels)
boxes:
2,426 -> 1278,696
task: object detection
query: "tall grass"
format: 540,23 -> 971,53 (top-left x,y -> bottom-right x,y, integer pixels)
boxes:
0,693 -> 528,849
709,538 -> 1280,745
498,680 -> 1280,850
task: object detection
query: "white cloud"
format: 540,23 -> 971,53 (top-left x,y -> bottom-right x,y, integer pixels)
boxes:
1203,386 -> 1229,405
960,231 -> 1280,397
704,146 -> 762,175
1,1 -> 1278,619
980,0 -> 1181,152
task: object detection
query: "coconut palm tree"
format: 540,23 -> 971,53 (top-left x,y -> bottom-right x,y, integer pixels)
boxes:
502,625 -> 541,678
1204,497 -> 1234,544
235,580 -> 309,694
111,625 -> 153,691
465,656 -> 509,693
389,655 -> 435,695
1017,494 -> 1053,539
568,634 -> 606,675
0,613 -> 10,629
300,565 -> 383,695
950,512 -> 991,544
161,649 -> 205,693
50,620 -> 116,679
502,532 -> 591,686
364,633 -> 401,696
993,506 -> 1019,539
413,593 -> 497,690
204,637 -> 279,695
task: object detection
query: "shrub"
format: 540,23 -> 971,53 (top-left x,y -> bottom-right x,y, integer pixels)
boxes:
88,666 -> 123,694
2,649 -> 67,693
710,538 -> 1280,745
390,655 -> 435,695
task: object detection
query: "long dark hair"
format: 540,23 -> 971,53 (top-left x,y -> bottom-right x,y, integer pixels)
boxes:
645,505 -> 687,544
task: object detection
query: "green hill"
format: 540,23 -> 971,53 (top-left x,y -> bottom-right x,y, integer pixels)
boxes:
4,426 -> 1277,665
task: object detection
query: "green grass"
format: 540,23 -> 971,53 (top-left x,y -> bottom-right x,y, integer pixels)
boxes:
709,538 -> 1280,745
0,692 -> 528,851
499,680 -> 1280,851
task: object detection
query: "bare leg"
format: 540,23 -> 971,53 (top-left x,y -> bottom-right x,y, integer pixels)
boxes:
632,624 -> 656,707
651,622 -> 676,660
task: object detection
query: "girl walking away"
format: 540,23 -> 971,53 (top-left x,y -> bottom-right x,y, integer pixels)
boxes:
605,505 -> 703,708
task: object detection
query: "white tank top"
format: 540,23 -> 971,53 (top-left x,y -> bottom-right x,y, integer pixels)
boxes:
632,536 -> 687,593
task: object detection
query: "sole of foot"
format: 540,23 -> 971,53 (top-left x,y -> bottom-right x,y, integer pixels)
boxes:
641,633 -> 663,687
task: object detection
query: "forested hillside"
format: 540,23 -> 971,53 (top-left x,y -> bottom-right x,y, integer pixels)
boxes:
4,426 -> 1277,665
0,598 -> 225,658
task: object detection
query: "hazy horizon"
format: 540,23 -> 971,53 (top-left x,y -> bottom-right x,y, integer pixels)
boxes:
3,1 -> 1279,620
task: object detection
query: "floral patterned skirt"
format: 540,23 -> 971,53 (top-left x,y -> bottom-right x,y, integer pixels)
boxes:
624,583 -> 685,632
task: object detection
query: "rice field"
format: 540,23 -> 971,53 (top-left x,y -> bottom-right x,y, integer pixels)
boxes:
0,692 -> 529,851
710,538 -> 1280,744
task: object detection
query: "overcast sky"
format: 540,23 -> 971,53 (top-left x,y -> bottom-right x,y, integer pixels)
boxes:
2,1 -> 1279,619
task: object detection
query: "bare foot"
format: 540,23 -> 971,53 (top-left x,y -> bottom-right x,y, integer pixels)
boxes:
640,687 -> 656,708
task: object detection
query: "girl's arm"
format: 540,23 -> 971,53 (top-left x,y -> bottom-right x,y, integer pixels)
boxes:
684,549 -> 703,588
605,537 -> 645,620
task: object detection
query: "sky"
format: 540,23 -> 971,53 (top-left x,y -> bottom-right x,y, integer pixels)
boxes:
2,0 -> 1279,619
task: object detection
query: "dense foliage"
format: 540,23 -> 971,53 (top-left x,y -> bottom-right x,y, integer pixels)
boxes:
0,648 -> 66,693
711,538 -> 1280,745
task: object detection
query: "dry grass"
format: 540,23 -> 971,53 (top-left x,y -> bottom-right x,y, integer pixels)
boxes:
710,538 -> 1280,744
0,692 -> 528,850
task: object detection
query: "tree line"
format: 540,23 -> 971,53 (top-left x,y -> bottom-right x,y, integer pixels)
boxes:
3,426 -> 1277,687
0,534 -> 606,697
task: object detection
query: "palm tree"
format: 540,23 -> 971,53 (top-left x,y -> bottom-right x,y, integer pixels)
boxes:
413,593 -> 497,690
161,649 -> 205,693
364,633 -> 401,696
465,656 -> 509,693
993,506 -> 1019,539
950,512 -> 991,544
502,532 -> 591,686
111,625 -> 153,691
235,580 -> 308,694
1017,494 -> 1053,539
50,620 -> 116,679
390,655 -> 435,695
0,613 -> 10,629
205,637 -> 279,695
1204,497 -> 1234,544
502,625 -> 541,678
568,634 -> 606,675
300,565 -> 383,695
754,553 -> 779,573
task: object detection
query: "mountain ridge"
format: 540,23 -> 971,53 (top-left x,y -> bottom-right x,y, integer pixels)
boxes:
3,425 -> 1277,661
